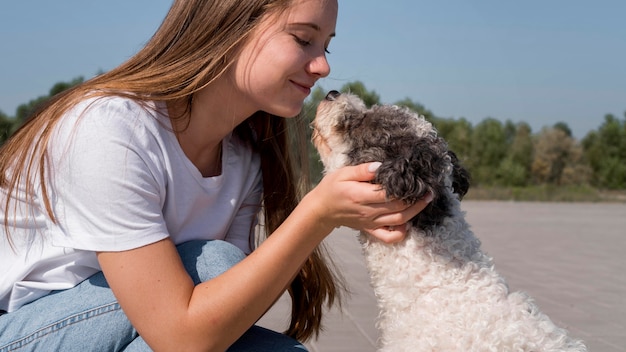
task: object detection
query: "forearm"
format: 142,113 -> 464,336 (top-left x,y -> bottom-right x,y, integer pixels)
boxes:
166,194 -> 333,350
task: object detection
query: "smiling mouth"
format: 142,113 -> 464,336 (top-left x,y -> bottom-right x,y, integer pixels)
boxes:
291,80 -> 312,94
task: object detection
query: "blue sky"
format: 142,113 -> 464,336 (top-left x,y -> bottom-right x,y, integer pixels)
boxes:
1,1 -> 624,139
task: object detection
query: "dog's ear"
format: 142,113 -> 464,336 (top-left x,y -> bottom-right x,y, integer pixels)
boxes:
373,137 -> 438,204
374,135 -> 453,229
448,150 -> 471,200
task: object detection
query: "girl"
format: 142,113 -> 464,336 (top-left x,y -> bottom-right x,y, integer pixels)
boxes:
0,0 -> 429,350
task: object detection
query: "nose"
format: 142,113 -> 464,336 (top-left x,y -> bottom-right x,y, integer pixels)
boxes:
308,54 -> 331,78
325,90 -> 341,101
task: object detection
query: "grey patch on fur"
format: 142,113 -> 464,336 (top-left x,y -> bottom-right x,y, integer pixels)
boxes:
331,102 -> 470,231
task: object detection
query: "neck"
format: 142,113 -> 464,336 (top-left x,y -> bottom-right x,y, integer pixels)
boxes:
167,76 -> 254,177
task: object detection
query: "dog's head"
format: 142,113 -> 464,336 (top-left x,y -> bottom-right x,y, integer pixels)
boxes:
312,91 -> 470,229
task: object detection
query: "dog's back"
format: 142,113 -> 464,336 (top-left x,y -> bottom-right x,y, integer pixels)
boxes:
360,205 -> 586,351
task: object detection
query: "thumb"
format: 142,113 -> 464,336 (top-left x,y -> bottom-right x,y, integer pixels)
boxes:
341,162 -> 381,182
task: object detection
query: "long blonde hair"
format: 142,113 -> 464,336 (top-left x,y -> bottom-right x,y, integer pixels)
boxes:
0,0 -> 342,341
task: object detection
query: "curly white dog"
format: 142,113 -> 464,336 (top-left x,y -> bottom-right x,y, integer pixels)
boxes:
312,91 -> 587,352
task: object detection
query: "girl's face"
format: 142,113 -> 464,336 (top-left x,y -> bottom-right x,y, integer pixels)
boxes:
232,0 -> 338,117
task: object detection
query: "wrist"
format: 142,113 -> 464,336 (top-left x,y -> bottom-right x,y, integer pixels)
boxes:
299,188 -> 337,236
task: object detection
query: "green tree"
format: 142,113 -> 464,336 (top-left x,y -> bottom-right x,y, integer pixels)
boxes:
14,95 -> 49,129
11,76 -> 85,133
0,110 -> 12,144
553,121 -> 573,138
509,123 -> 534,168
496,122 -> 533,187
435,118 -> 473,165
49,76 -> 84,96
468,118 -> 507,185
503,120 -> 517,146
582,113 -> 626,188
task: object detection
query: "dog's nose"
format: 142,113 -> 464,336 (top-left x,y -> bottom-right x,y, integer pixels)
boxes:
325,90 -> 341,101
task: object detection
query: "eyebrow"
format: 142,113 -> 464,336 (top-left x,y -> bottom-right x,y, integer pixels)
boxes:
288,22 -> 336,38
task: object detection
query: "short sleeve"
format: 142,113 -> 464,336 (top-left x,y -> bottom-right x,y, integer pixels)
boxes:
47,97 -> 170,251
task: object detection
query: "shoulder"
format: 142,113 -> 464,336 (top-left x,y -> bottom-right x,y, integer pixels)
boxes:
48,95 -> 175,185
52,95 -> 172,156
67,95 -> 166,136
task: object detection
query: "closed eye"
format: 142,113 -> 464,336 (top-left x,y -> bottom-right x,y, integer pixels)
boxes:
293,35 -> 311,47
293,35 -> 331,54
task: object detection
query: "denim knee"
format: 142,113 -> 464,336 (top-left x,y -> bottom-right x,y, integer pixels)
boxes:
0,274 -> 136,352
228,326 -> 308,352
177,240 -> 246,284
121,326 -> 308,352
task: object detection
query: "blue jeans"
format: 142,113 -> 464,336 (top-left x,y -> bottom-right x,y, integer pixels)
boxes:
0,240 -> 307,351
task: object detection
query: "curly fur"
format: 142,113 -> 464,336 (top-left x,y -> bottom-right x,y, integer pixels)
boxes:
312,91 -> 587,352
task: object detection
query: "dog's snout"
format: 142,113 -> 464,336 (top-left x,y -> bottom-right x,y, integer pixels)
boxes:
325,90 -> 341,101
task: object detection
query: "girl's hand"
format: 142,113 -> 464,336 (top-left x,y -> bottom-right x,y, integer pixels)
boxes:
362,197 -> 431,243
306,162 -> 432,243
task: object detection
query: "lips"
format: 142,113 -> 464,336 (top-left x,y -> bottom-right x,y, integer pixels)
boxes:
291,80 -> 313,95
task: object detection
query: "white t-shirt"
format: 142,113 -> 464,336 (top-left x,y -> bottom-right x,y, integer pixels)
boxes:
0,96 -> 263,312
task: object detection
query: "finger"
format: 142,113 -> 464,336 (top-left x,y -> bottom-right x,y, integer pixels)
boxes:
364,224 -> 408,244
337,162 -> 381,182
370,192 -> 434,228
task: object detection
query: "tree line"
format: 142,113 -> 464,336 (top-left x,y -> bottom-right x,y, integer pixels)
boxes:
1,78 -> 625,190
301,81 -> 626,190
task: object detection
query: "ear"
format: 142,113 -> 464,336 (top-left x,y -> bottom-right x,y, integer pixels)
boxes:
373,136 -> 455,230
448,150 -> 471,200
373,136 -> 440,204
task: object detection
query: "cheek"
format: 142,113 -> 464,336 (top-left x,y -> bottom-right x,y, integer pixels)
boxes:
234,42 -> 280,91
237,55 -> 287,97
257,38 -> 307,78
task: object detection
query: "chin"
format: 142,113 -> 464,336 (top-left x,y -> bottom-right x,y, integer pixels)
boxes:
266,102 -> 305,118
